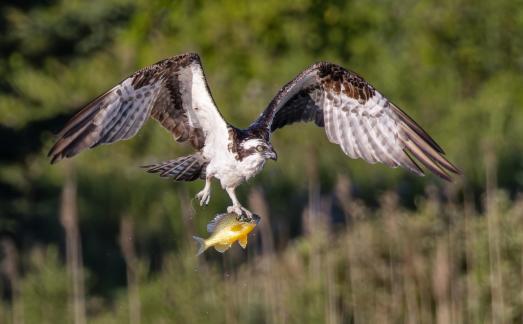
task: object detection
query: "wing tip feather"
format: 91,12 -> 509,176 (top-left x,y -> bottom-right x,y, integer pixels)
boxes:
390,102 -> 446,154
48,139 -> 68,164
404,141 -> 456,182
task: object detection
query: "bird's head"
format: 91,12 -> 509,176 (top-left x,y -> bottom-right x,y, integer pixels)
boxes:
240,139 -> 277,161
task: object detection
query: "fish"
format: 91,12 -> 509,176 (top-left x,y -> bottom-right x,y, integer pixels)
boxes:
193,213 -> 260,256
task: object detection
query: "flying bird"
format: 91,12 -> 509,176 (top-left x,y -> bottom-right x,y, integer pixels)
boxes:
48,52 -> 460,217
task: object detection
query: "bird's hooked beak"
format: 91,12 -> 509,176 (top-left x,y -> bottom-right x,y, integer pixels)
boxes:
267,148 -> 277,161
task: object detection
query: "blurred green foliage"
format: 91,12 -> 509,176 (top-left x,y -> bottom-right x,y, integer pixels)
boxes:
1,0 -> 523,322
9,193 -> 523,323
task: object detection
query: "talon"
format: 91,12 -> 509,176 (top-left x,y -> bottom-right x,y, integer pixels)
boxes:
238,206 -> 252,218
237,212 -> 260,223
237,213 -> 250,222
227,205 -> 242,215
196,190 -> 211,206
241,208 -> 255,222
226,205 -> 254,222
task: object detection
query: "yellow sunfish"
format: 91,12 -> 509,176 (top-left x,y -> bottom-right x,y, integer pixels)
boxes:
193,213 -> 260,256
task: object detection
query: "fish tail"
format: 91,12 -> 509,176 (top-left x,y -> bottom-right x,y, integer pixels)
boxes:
192,236 -> 207,256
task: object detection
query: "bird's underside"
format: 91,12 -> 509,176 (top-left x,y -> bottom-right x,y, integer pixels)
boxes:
48,52 -> 460,218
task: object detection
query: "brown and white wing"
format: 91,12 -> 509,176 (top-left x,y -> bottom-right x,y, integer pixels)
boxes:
48,52 -> 228,163
254,62 -> 460,180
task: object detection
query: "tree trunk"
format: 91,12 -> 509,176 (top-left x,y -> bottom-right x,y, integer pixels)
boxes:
119,216 -> 141,324
60,165 -> 86,324
1,239 -> 24,324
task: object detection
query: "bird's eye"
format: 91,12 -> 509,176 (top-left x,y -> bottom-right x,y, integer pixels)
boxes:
256,145 -> 264,152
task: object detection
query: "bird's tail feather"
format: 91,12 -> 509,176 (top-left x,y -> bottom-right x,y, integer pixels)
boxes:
141,153 -> 207,181
192,236 -> 207,256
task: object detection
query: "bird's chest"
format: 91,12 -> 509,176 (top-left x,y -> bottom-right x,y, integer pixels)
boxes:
207,152 -> 265,188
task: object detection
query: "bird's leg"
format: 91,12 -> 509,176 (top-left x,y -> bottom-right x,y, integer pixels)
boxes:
196,177 -> 212,206
225,186 -> 253,220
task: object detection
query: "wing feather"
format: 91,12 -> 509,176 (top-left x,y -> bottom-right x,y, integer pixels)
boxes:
363,115 -> 395,167
323,94 -> 339,144
337,103 -> 352,157
353,112 -> 377,163
339,108 -> 357,158
332,95 -> 345,147
375,112 -> 402,167
255,62 -> 460,180
347,110 -> 363,159
49,53 -> 227,164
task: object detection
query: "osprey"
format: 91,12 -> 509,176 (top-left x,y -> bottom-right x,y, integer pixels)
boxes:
48,53 -> 460,217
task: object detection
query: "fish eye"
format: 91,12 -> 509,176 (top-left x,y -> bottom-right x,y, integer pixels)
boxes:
256,145 -> 264,152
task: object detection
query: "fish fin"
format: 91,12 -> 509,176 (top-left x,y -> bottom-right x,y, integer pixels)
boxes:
207,213 -> 228,233
238,235 -> 248,249
192,236 -> 207,256
214,243 -> 232,253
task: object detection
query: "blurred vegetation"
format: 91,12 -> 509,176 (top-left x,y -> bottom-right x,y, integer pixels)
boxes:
1,0 -> 523,322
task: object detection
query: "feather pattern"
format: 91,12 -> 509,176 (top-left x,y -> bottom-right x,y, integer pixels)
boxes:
48,53 -> 227,163
49,50 -> 459,204
253,62 -> 460,180
141,153 -> 207,181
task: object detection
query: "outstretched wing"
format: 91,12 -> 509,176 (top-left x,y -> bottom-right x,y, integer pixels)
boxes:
48,52 -> 228,163
254,62 -> 460,180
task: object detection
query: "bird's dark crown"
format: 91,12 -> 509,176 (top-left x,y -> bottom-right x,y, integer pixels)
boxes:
227,126 -> 273,161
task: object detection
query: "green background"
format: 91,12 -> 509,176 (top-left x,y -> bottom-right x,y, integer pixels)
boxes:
1,0 -> 523,322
